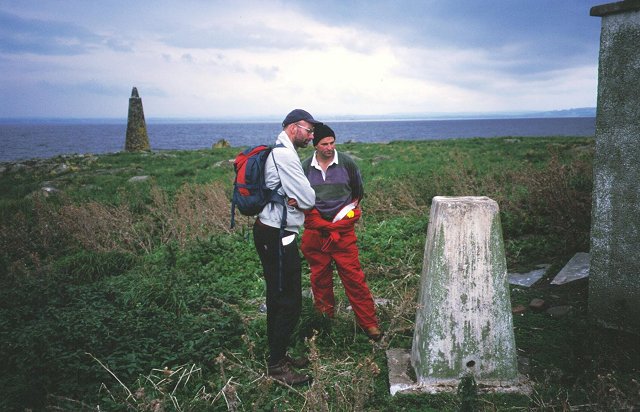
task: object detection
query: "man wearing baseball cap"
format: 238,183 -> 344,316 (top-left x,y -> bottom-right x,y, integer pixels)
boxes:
253,109 -> 321,385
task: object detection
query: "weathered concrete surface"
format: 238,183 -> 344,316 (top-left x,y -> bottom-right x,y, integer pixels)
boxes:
125,87 -> 150,152
589,3 -> 640,334
408,196 -> 528,394
388,348 -> 531,395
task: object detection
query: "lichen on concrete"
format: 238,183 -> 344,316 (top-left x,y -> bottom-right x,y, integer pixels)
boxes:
410,197 -> 523,392
589,6 -> 640,335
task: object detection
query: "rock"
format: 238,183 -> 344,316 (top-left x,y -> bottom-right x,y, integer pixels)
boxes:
51,163 -> 71,175
347,298 -> 390,312
128,175 -> 150,183
145,152 -> 176,160
26,185 -> 61,199
40,186 -> 60,197
372,155 -> 391,165
83,155 -> 99,164
512,304 -> 527,315
546,305 -> 573,318
212,139 -> 230,148
213,160 -> 233,168
374,298 -> 391,307
11,163 -> 28,172
529,298 -> 546,311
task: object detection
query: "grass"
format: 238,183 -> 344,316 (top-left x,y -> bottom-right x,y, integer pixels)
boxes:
1,136 -> 639,411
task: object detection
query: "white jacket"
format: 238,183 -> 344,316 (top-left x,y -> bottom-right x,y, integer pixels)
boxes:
258,131 -> 315,233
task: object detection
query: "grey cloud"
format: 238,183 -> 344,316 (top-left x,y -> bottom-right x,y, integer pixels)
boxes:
37,80 -> 168,98
0,10 -> 132,55
161,24 -> 317,50
38,80 -> 128,97
291,0 -> 600,76
104,37 -> 134,53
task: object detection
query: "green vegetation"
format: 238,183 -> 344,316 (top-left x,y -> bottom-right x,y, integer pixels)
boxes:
1,136 -> 638,411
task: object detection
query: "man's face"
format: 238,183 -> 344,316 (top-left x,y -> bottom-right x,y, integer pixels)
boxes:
315,136 -> 335,161
292,121 -> 315,149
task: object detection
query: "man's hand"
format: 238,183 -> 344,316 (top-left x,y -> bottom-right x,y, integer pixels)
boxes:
287,198 -> 299,208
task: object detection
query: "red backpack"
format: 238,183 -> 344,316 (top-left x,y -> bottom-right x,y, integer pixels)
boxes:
230,144 -> 286,229
230,144 -> 288,290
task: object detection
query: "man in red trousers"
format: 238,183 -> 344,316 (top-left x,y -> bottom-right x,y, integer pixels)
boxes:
301,124 -> 382,341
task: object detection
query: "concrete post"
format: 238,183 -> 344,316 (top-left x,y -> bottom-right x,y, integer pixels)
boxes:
125,87 -> 150,152
589,2 -> 640,334
411,196 -> 523,392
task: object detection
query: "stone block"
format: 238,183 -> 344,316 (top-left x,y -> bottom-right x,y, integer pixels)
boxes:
409,196 -> 528,393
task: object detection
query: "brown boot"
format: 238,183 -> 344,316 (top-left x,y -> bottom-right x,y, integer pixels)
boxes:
365,326 -> 384,342
267,360 -> 312,385
284,353 -> 310,368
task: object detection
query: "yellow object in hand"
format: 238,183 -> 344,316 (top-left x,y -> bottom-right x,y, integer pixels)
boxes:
346,210 -> 355,219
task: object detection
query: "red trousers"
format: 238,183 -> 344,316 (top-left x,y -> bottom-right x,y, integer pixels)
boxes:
301,227 -> 378,329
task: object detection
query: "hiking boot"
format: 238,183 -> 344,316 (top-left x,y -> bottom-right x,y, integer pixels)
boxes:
267,360 -> 312,385
365,326 -> 384,342
284,353 -> 310,368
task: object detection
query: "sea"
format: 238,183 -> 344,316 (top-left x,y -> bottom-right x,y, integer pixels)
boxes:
0,117 -> 596,163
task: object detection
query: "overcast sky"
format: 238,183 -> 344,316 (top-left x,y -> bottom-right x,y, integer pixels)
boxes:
0,1 -> 605,120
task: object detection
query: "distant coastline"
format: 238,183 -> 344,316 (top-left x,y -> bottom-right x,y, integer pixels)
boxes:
0,116 -> 596,163
0,107 -> 597,125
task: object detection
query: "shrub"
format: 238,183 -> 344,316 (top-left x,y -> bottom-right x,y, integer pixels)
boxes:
53,250 -> 137,283
8,138 -> 632,412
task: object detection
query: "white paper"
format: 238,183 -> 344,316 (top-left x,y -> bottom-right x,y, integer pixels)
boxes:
281,234 -> 296,246
332,201 -> 358,223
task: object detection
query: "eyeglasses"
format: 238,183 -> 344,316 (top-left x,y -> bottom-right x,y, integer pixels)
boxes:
295,124 -> 314,134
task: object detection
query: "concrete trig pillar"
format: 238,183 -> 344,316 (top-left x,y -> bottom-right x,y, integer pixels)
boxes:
589,2 -> 640,335
410,196 -> 525,392
125,87 -> 150,152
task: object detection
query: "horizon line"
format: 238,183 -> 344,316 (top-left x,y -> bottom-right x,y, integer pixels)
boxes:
0,107 -> 596,124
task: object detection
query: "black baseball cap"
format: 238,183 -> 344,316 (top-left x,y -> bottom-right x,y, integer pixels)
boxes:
282,109 -> 322,128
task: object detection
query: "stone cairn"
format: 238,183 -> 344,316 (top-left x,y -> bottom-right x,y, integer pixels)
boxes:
589,2 -> 640,335
125,87 -> 150,152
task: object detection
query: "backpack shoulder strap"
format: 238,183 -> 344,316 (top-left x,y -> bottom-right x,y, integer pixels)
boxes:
271,142 -> 288,292
269,143 -> 286,163
269,143 -> 286,189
